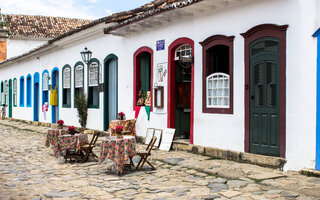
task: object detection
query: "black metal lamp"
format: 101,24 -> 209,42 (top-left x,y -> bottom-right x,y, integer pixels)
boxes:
80,47 -> 92,64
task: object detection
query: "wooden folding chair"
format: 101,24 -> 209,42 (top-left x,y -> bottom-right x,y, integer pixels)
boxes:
80,131 -> 101,162
136,136 -> 157,170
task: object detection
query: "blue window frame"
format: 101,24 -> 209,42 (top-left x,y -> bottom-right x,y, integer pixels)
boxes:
42,70 -> 49,105
26,74 -> 32,107
19,76 -> 24,107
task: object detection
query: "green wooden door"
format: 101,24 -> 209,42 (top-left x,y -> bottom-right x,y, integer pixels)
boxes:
249,37 -> 280,156
9,80 -> 12,118
140,53 -> 150,94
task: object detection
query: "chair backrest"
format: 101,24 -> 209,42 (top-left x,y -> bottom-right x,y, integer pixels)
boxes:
146,136 -> 157,154
88,131 -> 101,147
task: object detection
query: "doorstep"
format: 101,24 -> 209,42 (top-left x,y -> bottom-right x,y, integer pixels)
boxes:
300,169 -> 320,177
170,140 -> 286,170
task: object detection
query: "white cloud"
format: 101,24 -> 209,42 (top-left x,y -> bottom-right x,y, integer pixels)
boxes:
88,0 -> 97,3
104,9 -> 114,16
0,0 -> 100,19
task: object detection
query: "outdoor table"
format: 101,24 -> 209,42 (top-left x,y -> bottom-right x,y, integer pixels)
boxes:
99,136 -> 136,174
53,133 -> 88,158
45,128 -> 67,148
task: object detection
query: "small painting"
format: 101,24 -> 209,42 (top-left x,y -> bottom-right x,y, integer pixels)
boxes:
159,128 -> 175,151
145,128 -> 155,145
154,129 -> 162,147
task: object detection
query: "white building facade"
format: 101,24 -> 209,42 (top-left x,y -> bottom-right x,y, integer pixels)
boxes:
0,0 -> 319,171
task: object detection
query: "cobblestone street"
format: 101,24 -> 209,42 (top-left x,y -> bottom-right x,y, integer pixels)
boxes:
0,120 -> 320,200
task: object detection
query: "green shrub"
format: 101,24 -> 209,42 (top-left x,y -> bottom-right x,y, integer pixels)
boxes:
75,93 -> 88,128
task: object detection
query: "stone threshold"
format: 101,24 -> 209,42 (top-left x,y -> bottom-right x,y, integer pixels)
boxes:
300,169 -> 320,177
136,135 -> 286,170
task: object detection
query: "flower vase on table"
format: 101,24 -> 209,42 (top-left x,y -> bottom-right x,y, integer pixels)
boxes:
68,126 -> 76,135
117,112 -> 126,120
115,125 -> 123,139
57,119 -> 64,129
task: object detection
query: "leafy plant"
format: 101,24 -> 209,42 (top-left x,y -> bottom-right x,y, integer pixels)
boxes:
75,93 -> 88,128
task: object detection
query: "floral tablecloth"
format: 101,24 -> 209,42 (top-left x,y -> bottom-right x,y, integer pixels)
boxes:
99,136 -> 136,174
53,134 -> 88,158
45,129 -> 67,148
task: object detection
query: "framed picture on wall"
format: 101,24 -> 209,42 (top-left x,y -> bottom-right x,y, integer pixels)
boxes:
145,128 -> 155,144
154,86 -> 164,109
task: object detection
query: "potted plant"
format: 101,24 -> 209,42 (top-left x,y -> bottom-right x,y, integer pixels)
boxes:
75,93 -> 88,130
57,119 -> 64,129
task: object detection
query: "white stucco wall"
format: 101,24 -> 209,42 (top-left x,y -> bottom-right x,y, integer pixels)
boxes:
0,0 -> 318,171
7,39 -> 47,59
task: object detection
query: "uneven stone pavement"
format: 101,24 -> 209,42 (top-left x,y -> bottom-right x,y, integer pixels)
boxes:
0,120 -> 319,200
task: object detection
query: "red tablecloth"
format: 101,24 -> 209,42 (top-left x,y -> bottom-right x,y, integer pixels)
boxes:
99,136 -> 136,174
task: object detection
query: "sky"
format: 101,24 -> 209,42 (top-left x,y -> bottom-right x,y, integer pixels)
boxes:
0,0 -> 153,20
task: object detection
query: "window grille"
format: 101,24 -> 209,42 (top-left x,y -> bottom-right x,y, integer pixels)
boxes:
13,79 -> 17,106
75,65 -> 84,88
63,67 -> 71,89
206,73 -> 229,108
89,62 -> 99,87
43,73 -> 48,91
175,44 -> 192,60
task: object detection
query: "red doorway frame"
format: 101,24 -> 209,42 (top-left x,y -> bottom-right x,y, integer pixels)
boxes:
241,24 -> 288,158
133,46 -> 153,111
167,37 -> 194,144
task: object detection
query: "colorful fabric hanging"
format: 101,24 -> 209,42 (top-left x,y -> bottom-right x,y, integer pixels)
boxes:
50,88 -> 58,106
135,106 -> 141,119
145,106 -> 150,121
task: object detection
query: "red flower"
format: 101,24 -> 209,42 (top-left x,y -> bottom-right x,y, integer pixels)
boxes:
68,126 -> 75,131
57,119 -> 64,125
115,125 -> 123,134
118,112 -> 125,116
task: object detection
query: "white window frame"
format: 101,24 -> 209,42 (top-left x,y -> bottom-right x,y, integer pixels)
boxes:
63,67 -> 71,89
88,61 -> 99,87
175,44 -> 192,60
75,65 -> 84,88
206,72 -> 229,108
43,73 -> 49,91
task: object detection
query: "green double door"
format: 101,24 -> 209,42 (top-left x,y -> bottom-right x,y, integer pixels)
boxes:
249,37 -> 281,157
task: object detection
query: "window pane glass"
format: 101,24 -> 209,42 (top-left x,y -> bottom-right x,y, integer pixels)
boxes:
252,40 -> 279,56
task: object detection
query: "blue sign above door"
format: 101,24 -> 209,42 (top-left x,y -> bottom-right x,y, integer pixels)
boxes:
156,40 -> 165,51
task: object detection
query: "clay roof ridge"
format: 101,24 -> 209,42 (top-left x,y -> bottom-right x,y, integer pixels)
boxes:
104,0 -> 200,33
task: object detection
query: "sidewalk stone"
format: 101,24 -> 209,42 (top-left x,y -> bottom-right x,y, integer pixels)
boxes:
0,120 -> 320,199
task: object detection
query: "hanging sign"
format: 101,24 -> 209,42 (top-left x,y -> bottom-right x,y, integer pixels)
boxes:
156,40 -> 165,51
179,55 -> 193,69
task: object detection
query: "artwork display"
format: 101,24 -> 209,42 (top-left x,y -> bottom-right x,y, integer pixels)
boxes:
154,129 -> 162,147
145,128 -> 155,145
159,128 -> 175,151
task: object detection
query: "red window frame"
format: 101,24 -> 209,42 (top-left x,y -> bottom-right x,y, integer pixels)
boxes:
200,35 -> 234,114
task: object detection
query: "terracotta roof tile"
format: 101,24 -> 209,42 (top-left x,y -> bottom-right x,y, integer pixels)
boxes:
3,14 -> 92,39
